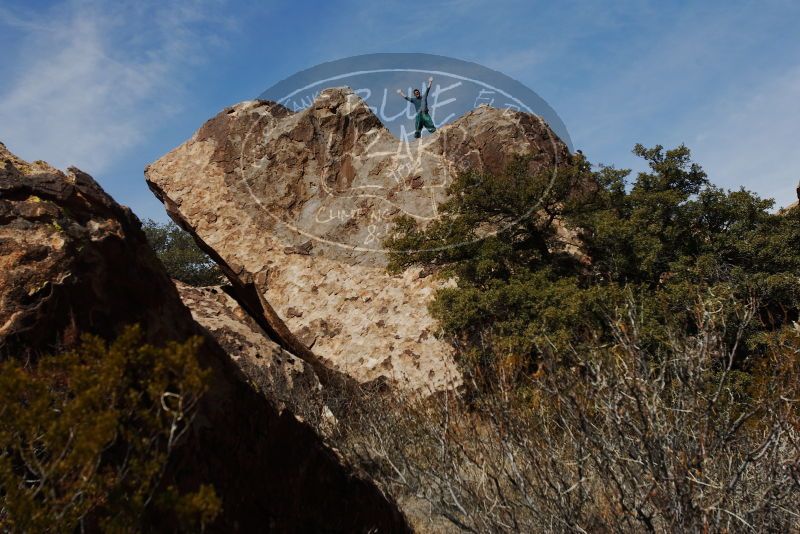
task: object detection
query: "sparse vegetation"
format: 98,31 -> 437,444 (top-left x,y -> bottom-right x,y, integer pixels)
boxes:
334,299 -> 800,532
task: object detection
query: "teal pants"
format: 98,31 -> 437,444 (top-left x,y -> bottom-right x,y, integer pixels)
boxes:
414,112 -> 436,137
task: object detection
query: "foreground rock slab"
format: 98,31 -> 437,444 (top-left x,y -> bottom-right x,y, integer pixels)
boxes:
0,142 -> 409,532
175,281 -> 334,430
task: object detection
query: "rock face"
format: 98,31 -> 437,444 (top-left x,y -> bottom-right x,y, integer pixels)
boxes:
146,87 -> 572,391
175,281 -> 332,428
0,143 -> 409,532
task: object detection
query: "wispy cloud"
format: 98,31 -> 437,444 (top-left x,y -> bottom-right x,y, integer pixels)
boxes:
686,65 -> 800,208
0,0 -> 230,172
555,1 -> 800,207
0,5 -> 56,31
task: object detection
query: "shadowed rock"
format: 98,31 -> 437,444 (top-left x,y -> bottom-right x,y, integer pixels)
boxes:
175,281 -> 336,432
0,142 -> 410,532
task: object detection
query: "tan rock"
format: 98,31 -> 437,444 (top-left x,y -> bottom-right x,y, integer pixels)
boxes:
786,180 -> 800,211
146,88 -> 572,392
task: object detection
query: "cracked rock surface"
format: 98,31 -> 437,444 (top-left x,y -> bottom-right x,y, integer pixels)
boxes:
146,88 -> 572,391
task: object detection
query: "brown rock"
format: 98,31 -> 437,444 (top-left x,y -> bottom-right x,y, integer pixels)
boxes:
283,240 -> 313,255
0,143 -> 409,532
175,282 -> 325,422
295,325 -> 318,349
788,180 -> 800,211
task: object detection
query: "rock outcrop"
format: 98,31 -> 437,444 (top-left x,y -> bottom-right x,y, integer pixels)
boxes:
175,281 -> 333,430
146,87 -> 572,391
780,181 -> 799,213
0,142 -> 409,532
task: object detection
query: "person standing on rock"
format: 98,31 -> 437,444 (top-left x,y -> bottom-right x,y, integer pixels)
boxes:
397,76 -> 436,138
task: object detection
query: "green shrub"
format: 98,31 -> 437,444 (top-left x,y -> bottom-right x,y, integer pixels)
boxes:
143,219 -> 223,287
0,326 -> 220,532
385,145 -> 800,388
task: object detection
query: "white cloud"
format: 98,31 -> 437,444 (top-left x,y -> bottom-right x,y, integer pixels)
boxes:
0,0 -> 228,172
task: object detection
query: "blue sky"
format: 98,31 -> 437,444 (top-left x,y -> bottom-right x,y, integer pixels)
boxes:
1,0 -> 798,221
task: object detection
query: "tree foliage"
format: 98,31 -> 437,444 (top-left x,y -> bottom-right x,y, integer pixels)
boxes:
385,145 -> 800,388
0,326 -> 220,532
349,143 -> 800,531
142,219 -> 223,287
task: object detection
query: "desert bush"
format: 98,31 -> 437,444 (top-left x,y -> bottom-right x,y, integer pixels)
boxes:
335,297 -> 800,532
384,145 -> 800,390
0,326 -> 220,532
368,144 -> 800,530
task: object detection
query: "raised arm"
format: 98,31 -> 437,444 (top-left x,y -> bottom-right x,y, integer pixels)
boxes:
396,88 -> 411,101
424,76 -> 433,97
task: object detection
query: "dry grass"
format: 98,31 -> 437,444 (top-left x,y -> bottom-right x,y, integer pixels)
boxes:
311,297 -> 800,533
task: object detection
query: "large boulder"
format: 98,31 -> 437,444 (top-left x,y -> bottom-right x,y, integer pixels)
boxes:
146,87 -> 572,391
0,142 -> 409,532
